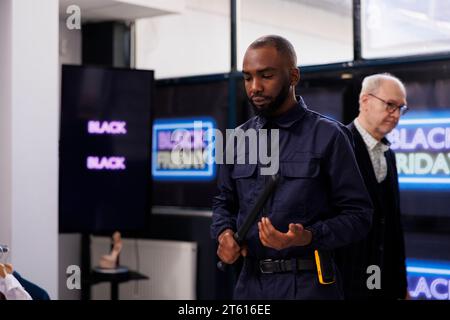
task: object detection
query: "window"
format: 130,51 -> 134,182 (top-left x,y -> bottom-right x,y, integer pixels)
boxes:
362,0 -> 450,59
238,0 -> 353,68
136,0 -> 230,79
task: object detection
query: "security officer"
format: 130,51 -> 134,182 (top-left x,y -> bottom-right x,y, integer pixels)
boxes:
211,35 -> 373,300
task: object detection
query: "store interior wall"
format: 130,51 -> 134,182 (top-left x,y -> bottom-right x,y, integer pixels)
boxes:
0,0 -> 59,299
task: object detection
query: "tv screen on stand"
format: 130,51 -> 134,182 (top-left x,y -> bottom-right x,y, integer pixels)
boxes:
59,65 -> 153,233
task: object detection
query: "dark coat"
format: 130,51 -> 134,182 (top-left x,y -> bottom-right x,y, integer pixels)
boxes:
336,121 -> 407,300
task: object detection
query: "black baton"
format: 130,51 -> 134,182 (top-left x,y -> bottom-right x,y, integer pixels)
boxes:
217,174 -> 280,271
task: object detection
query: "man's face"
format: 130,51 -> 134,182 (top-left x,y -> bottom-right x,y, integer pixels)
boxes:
242,46 -> 292,117
361,79 -> 407,139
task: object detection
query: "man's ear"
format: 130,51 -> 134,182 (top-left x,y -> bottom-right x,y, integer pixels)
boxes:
290,67 -> 300,86
360,94 -> 370,111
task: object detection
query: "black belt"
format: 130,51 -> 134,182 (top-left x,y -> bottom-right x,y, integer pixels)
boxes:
259,258 -> 315,274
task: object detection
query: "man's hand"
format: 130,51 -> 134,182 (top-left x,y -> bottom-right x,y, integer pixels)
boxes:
217,229 -> 248,264
258,217 -> 312,250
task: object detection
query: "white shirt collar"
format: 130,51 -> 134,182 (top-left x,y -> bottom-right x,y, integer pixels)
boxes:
354,118 -> 389,152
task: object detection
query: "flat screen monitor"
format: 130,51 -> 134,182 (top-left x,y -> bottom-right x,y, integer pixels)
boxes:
59,65 -> 153,233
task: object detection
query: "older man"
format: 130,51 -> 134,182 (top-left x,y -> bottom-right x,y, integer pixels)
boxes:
337,73 -> 409,300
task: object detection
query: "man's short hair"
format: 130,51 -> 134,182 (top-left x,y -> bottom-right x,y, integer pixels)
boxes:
248,35 -> 297,68
359,73 -> 406,100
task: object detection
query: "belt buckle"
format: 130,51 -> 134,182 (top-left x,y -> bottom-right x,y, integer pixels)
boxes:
259,259 -> 274,274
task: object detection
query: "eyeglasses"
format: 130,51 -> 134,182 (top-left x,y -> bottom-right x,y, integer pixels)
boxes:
368,93 -> 409,116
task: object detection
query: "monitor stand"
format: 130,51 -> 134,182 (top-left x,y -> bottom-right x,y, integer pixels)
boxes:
92,266 -> 129,274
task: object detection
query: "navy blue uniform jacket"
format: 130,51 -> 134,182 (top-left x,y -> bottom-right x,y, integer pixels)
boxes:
211,98 -> 373,299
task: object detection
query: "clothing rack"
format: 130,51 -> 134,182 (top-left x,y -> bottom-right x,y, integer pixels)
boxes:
0,245 -> 10,266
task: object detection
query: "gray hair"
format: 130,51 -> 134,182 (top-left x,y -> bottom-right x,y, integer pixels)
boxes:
359,73 -> 406,100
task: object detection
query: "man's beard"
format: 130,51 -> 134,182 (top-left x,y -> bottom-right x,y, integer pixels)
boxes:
248,80 -> 291,118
